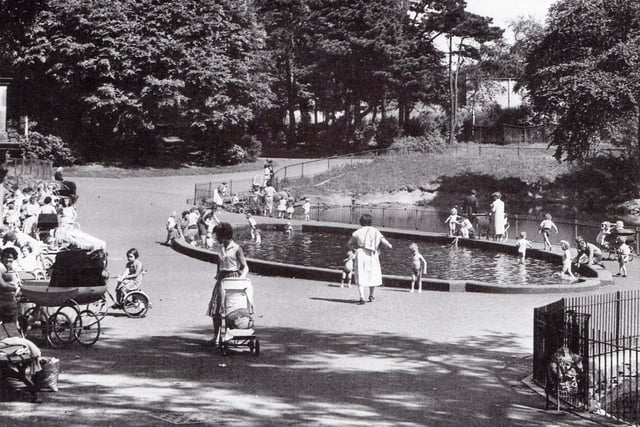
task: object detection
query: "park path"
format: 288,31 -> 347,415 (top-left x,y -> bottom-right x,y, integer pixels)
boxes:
0,163 -> 627,426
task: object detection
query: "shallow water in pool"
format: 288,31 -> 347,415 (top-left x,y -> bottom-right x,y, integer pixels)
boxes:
221,229 -> 562,287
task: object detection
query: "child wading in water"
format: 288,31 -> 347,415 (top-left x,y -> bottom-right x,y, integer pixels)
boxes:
539,213 -> 559,251
341,250 -> 355,288
558,240 -> 577,281
409,243 -> 427,293
515,232 -> 533,263
206,223 -> 249,346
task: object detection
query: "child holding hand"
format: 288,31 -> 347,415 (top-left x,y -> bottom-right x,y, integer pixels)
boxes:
341,250 -> 355,288
409,243 -> 427,293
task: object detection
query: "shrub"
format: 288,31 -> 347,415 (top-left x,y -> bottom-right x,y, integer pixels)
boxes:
390,131 -> 447,154
239,134 -> 262,161
11,131 -> 76,165
375,117 -> 401,149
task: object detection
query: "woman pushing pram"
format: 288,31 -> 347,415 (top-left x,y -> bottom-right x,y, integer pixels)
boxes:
205,223 -> 251,345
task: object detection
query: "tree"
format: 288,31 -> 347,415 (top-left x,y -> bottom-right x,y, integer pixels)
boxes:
409,1 -> 503,143
7,0 -> 274,162
302,0 -> 408,137
256,0 -> 310,146
521,0 -> 640,161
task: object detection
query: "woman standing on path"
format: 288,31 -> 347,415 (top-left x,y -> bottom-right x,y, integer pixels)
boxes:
348,214 -> 392,305
490,192 -> 505,241
206,223 -> 249,345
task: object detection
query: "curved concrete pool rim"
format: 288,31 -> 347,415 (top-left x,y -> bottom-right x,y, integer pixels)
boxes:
172,222 -> 611,294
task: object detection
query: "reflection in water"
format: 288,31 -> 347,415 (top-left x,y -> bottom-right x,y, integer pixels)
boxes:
225,229 -> 561,286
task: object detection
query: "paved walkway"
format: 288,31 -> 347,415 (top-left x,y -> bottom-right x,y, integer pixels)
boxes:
0,168 -> 634,426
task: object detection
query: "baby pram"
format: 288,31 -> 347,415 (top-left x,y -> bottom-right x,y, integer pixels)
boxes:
218,278 -> 259,356
604,228 -> 636,260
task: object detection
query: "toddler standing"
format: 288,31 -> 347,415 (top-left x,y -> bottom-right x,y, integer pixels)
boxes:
444,208 -> 459,237
616,237 -> 631,277
515,231 -> 533,263
341,250 -> 355,288
409,243 -> 427,293
539,213 -> 559,251
303,198 -> 311,221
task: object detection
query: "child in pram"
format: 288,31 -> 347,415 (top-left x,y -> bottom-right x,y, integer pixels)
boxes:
218,277 -> 258,355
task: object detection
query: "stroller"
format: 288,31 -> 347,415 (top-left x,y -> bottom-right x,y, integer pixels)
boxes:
218,278 -> 260,356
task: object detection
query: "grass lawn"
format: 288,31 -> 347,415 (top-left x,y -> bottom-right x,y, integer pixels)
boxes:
63,160 -> 266,178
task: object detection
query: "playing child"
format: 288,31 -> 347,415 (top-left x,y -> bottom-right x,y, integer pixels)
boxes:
444,208 -> 460,237
409,243 -> 427,293
559,240 -> 576,281
515,231 -> 533,263
539,213 -> 559,251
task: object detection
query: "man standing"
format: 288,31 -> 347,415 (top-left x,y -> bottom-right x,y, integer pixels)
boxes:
462,189 -> 478,218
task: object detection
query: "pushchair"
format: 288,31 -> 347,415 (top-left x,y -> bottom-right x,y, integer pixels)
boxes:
217,278 -> 259,356
604,228 -> 636,260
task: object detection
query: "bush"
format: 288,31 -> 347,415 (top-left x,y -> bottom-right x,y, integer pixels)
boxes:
375,117 -> 401,149
389,131 -> 447,154
239,134 -> 262,161
11,131 -> 76,165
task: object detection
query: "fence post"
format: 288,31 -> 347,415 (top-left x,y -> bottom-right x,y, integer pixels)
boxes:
284,166 -> 288,180
414,209 -> 418,230
616,291 -> 621,347
514,214 -> 519,238
573,219 -> 578,240
301,163 -> 304,178
382,207 -> 386,228
316,203 -> 320,222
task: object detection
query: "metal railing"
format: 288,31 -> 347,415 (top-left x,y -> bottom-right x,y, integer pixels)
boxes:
534,290 -> 640,424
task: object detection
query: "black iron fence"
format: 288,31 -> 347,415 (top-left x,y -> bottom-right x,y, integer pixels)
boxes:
534,290 -> 640,423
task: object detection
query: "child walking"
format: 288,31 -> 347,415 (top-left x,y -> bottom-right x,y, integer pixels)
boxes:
444,208 -> 459,237
515,231 -> 533,263
616,236 -> 631,277
409,243 -> 427,293
539,213 -> 559,251
341,250 -> 355,288
206,223 -> 249,346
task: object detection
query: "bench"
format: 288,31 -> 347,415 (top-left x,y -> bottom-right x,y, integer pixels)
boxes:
0,322 -> 40,402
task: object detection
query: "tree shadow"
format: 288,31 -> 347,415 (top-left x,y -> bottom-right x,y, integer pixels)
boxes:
3,327 -> 601,426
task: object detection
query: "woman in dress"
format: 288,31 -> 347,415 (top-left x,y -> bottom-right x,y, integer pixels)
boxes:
490,192 -> 505,241
348,214 -> 392,305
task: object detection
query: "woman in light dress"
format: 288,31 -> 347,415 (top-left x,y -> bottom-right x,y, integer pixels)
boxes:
348,214 -> 392,305
490,192 -> 505,240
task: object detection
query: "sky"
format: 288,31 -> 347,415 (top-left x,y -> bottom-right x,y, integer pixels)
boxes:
466,0 -> 557,36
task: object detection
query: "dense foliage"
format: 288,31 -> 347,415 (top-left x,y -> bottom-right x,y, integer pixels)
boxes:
521,0 -> 640,161
5,0 -> 274,162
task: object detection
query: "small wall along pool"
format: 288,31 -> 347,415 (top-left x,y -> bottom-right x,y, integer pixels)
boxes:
173,222 -> 609,293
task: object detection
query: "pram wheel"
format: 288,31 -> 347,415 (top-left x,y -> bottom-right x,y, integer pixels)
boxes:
93,294 -> 108,320
251,338 -> 260,356
122,291 -> 149,318
73,310 -> 101,346
48,312 -> 74,347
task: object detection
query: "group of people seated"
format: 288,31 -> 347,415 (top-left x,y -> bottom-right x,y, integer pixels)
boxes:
1,168 -> 80,279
